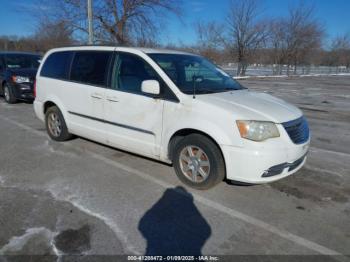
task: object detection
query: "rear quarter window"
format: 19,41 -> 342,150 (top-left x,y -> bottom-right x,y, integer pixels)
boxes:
70,51 -> 112,87
40,51 -> 73,79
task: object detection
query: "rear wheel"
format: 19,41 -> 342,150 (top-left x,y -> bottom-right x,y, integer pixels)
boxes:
3,84 -> 17,104
172,134 -> 225,190
45,106 -> 72,141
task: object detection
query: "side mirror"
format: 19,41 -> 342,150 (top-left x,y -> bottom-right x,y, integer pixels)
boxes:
141,80 -> 160,96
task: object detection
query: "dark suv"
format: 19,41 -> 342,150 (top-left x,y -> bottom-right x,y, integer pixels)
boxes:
0,52 -> 41,103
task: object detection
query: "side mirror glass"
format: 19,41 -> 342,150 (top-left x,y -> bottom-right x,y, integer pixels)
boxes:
141,80 -> 160,96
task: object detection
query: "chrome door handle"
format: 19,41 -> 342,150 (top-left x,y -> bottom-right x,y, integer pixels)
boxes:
107,96 -> 119,102
91,93 -> 103,99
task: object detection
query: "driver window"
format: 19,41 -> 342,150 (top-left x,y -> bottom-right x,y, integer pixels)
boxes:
113,53 -> 159,94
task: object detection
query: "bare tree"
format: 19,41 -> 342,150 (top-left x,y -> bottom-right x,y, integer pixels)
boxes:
0,35 -> 41,52
267,2 -> 324,75
269,19 -> 289,74
33,19 -> 75,51
194,21 -> 226,62
196,21 -> 224,49
226,0 -> 269,76
330,34 -> 350,69
0,18 -> 74,53
38,0 -> 181,46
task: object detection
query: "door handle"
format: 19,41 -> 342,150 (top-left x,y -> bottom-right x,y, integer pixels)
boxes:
91,93 -> 103,99
106,96 -> 119,102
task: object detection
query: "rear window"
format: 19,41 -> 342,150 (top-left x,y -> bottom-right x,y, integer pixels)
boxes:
40,51 -> 72,79
70,51 -> 112,86
4,54 -> 41,69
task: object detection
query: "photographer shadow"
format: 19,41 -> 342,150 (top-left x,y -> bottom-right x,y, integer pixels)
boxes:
138,186 -> 211,256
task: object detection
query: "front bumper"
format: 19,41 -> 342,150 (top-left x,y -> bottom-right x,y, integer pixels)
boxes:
221,138 -> 310,184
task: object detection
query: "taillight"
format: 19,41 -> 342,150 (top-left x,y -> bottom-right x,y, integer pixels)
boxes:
33,79 -> 36,98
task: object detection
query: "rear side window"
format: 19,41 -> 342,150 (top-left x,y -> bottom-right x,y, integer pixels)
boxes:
40,51 -> 72,79
70,51 -> 112,86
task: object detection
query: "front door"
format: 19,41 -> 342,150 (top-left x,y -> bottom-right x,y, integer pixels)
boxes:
104,52 -> 165,158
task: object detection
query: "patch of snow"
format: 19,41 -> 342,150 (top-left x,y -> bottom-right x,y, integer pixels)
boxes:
0,227 -> 55,255
233,73 -> 350,80
32,140 -> 79,159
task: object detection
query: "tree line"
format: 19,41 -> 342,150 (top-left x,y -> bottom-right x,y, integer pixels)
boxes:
0,0 -> 349,76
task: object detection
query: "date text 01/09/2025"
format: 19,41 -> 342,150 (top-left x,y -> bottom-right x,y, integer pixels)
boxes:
127,255 -> 219,261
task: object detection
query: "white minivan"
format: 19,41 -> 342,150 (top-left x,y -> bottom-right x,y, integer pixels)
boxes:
34,46 -> 310,189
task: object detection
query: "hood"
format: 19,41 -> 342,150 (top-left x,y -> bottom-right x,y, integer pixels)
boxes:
196,90 -> 302,123
8,68 -> 37,78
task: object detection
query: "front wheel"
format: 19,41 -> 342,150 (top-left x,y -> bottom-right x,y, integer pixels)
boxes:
173,134 -> 226,190
45,106 -> 73,141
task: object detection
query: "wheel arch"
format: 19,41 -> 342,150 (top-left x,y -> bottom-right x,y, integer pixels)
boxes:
43,101 -> 57,114
41,97 -> 69,126
167,128 -> 225,166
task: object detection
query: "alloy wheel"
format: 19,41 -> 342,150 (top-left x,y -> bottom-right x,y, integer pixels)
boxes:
179,145 -> 211,183
47,112 -> 62,137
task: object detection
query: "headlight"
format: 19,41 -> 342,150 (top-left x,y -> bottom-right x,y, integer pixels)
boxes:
236,120 -> 280,141
12,76 -> 30,83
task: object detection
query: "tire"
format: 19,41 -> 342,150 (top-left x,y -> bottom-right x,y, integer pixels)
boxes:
172,134 -> 226,190
3,84 -> 17,104
45,106 -> 72,141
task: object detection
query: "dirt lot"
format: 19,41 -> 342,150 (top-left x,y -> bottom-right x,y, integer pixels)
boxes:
0,76 -> 349,261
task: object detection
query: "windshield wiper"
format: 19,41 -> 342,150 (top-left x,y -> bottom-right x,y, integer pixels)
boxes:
215,88 -> 235,92
196,89 -> 217,94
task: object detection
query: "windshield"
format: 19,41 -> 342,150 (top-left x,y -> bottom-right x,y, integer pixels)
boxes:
4,54 -> 41,69
148,53 -> 245,94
